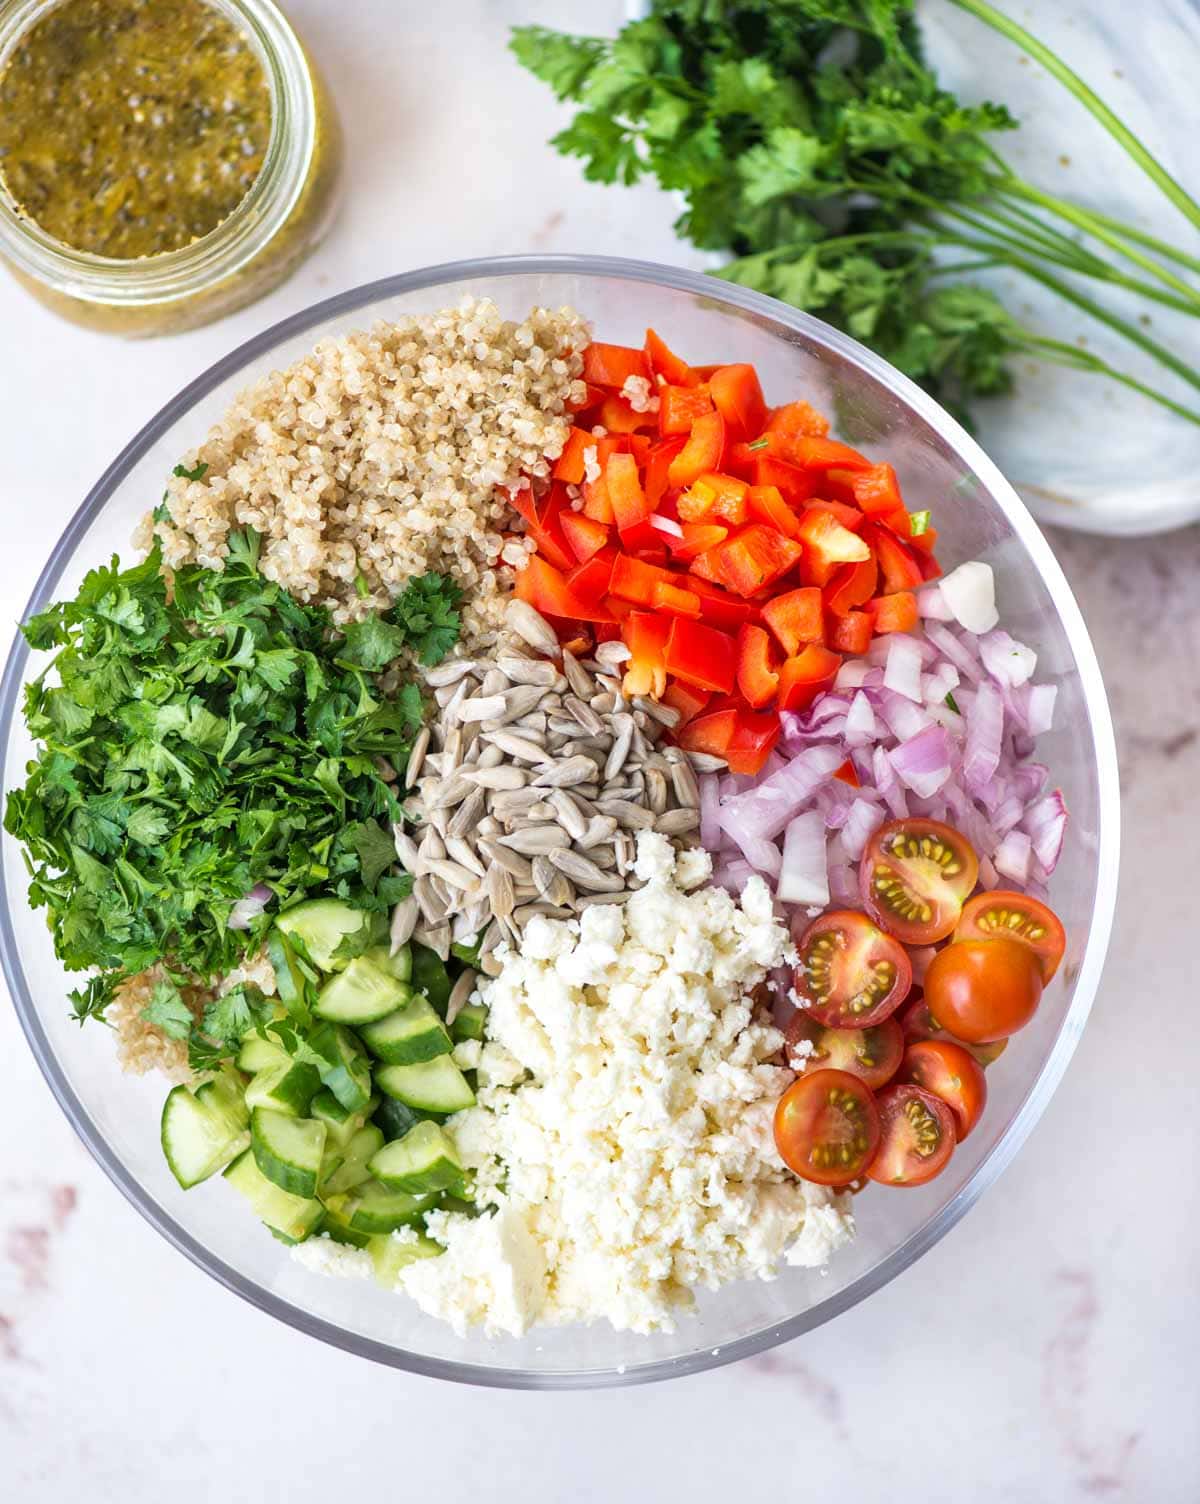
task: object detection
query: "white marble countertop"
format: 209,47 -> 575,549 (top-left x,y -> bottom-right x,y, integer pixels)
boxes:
1,2 -> 1197,1498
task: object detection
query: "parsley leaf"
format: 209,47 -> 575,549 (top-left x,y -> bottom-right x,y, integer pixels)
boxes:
349,818 -> 399,890
141,977 -> 194,1039
172,461 -> 209,482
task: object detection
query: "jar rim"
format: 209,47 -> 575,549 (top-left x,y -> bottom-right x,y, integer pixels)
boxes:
0,0 -> 316,306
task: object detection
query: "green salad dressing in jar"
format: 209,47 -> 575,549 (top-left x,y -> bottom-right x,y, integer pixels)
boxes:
0,0 -> 341,334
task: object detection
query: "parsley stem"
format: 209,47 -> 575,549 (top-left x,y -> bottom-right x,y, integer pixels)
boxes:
1018,194 -> 1200,277
949,0 -> 1200,234
1023,334 -> 1200,428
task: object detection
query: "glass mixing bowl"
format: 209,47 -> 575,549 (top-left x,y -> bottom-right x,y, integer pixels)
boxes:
0,256 -> 1119,1387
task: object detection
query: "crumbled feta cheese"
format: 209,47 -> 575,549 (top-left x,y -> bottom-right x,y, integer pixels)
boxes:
395,833 -> 854,1337
291,1233 -> 372,1281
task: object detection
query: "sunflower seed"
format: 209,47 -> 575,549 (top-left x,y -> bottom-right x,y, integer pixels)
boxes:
477,815 -> 502,838
404,727 -> 431,787
478,840 -> 534,882
427,771 -> 472,809
442,678 -> 472,722
613,831 -> 636,875
480,951 -> 503,978
414,922 -> 451,960
427,858 -> 479,892
506,599 -> 559,655
656,807 -> 701,836
418,827 -> 446,867
479,668 -> 509,698
670,759 -> 700,808
532,754 -> 601,789
414,874 -> 447,924
446,787 -> 486,839
578,814 -> 619,849
547,716 -> 589,739
447,969 -> 478,1026
445,836 -> 485,877
514,712 -> 549,736
561,648 -> 593,699
442,727 -> 465,771
492,684 -> 547,725
498,825 -> 571,856
549,848 -> 626,893
475,742 -> 504,769
527,801 -> 558,821
595,640 -> 631,669
497,655 -> 558,687
564,696 -> 604,735
588,845 -> 617,870
597,798 -> 655,830
393,825 -> 420,872
462,765 -> 528,791
425,659 -> 480,688
591,691 -> 617,715
489,788 -> 543,819
513,902 -> 574,925
389,895 -> 419,951
427,807 -> 450,839
633,695 -> 681,727
549,789 -> 590,840
486,863 -> 515,919
645,767 -> 669,816
480,918 -> 505,955
456,693 -> 507,724
574,892 -> 629,909
686,751 -> 729,772
532,856 -> 575,907
604,719 -> 634,781
486,730 -> 550,763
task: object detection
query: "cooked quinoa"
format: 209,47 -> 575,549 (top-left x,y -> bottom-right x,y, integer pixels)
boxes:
138,298 -> 589,646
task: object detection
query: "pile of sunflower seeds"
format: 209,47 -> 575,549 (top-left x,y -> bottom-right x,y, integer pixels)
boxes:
388,598 -> 726,976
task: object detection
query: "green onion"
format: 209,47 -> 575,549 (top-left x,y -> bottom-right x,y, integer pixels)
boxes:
910,510 -> 931,535
354,571 -> 370,599
945,691 -> 961,714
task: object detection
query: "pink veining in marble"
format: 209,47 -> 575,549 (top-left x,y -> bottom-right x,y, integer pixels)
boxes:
0,1180 -> 78,1364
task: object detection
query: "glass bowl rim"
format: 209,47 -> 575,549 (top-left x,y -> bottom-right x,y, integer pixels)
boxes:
0,253 -> 1121,1389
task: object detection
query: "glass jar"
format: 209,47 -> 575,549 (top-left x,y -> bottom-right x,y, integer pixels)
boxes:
0,0 -> 342,336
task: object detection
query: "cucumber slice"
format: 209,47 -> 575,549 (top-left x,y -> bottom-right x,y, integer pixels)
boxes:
359,994 -> 450,1066
365,943 -> 412,984
275,898 -> 374,972
193,1068 -> 251,1134
161,1081 -> 249,1189
319,1124 -> 385,1196
317,1206 -> 371,1248
310,1087 -> 374,1149
376,1056 -> 476,1114
236,1032 -> 290,1075
244,1058 -> 320,1117
368,1121 -> 468,1196
450,1002 -> 488,1043
224,1148 -> 323,1242
368,1231 -> 442,1286
266,927 -> 313,1007
410,943 -> 452,1014
314,955 -> 411,1025
373,1096 -> 427,1142
322,1179 -> 438,1235
251,1108 -> 327,1198
307,1022 -> 373,1112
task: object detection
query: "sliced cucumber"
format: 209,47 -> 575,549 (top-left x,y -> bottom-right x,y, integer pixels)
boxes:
314,955 -> 411,1025
161,1080 -> 250,1189
310,1087 -> 374,1149
450,1002 -> 488,1043
236,1031 -> 290,1075
307,1022 -> 373,1112
317,1204 -> 370,1248
275,898 -> 374,972
368,1231 -> 442,1286
244,1058 -> 320,1117
373,1096 -> 426,1142
359,994 -> 450,1066
193,1068 -> 251,1134
251,1108 -> 327,1199
368,1121 -> 468,1196
321,1179 -> 438,1235
224,1148 -> 323,1242
376,1056 -> 476,1114
365,943 -> 412,984
319,1124 -> 385,1196
410,942 -> 452,1013
267,927 -> 312,1007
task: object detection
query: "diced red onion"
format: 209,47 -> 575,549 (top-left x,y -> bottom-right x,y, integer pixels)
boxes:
963,680 -> 1004,793
718,744 -> 845,843
890,723 -> 953,798
994,828 -> 1033,884
917,584 -> 954,620
921,663 -> 960,706
923,622 -> 982,681
877,689 -> 932,743
713,859 -> 756,895
228,882 -> 272,931
649,514 -> 684,539
778,811 -> 829,905
1024,791 -> 1068,874
842,798 -> 884,860
1023,683 -> 1058,736
844,690 -> 878,746
699,773 -> 722,850
884,634 -> 925,703
980,628 -> 1037,687
939,561 -> 999,633
835,659 -> 874,691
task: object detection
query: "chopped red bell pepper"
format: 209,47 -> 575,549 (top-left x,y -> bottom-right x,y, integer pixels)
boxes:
833,757 -> 860,787
609,552 -> 675,607
852,463 -> 904,516
664,617 -> 737,694
826,609 -> 873,655
665,521 -> 729,563
908,522 -> 938,556
645,328 -> 699,387
863,521 -> 923,593
788,435 -> 873,471
565,548 -> 617,608
712,525 -> 803,597
804,499 -> 866,532
524,518 -> 575,573
709,364 -> 767,443
823,556 -> 879,616
652,580 -> 703,618
736,623 -> 781,709
746,483 -> 801,539
599,392 -> 653,435
560,511 -> 610,563
661,681 -> 710,728
644,435 -> 687,507
515,555 -> 612,623
621,611 -> 670,698
752,453 -> 818,506
761,586 -> 824,655
724,711 -> 782,776
678,472 -> 749,525
570,382 -> 605,412
765,400 -> 830,441
553,428 -> 594,485
617,518 -> 670,560
797,507 -> 871,586
581,470 -> 613,524
866,590 -> 919,634
582,342 -> 649,388
659,384 -> 714,435
667,409 -> 726,488
777,644 -> 842,712
688,546 -> 725,585
688,577 -> 758,630
676,706 -> 738,758
605,452 -> 652,532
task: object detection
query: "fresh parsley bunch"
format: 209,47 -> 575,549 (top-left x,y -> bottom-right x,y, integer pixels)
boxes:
5,530 -> 462,1023
513,0 -> 1200,428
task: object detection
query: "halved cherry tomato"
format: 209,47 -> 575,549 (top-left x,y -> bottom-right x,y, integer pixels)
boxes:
923,938 -> 1043,1044
955,891 -> 1066,982
898,994 -> 1008,1068
900,1039 -> 987,1140
774,1069 -> 882,1187
860,817 -> 980,944
867,1084 -> 956,1187
792,910 -> 912,1029
785,1013 -> 904,1091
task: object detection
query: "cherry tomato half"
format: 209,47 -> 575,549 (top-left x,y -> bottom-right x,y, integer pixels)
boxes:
900,1039 -> 987,1140
955,890 -> 1066,982
923,938 -> 1043,1044
899,993 -> 1008,1068
860,818 -> 979,944
867,1083 -> 956,1187
792,909 -> 912,1029
785,1012 -> 905,1091
775,1068 -> 881,1186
